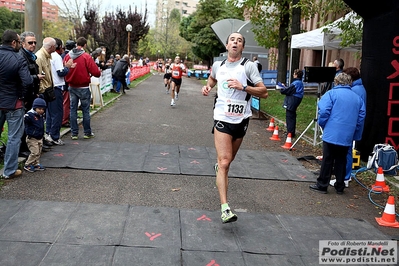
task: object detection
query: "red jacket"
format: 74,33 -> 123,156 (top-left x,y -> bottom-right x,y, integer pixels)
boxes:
64,48 -> 101,88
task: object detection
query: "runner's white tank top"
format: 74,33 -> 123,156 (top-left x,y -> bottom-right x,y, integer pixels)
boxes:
214,59 -> 252,124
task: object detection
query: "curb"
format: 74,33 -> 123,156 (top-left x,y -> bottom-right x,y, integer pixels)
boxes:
1,74 -> 149,176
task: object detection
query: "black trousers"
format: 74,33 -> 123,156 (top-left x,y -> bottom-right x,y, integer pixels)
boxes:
285,109 -> 297,137
317,141 -> 349,192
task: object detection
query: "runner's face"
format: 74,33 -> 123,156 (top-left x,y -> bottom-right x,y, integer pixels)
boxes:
226,33 -> 244,57
175,57 -> 180,63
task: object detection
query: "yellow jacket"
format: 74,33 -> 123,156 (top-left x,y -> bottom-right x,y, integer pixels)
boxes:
35,47 -> 53,93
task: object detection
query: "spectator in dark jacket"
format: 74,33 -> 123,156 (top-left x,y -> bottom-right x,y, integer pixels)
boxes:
278,69 -> 304,138
24,98 -> 46,172
0,29 -> 33,179
112,54 -> 130,94
18,31 -> 46,157
19,32 -> 45,110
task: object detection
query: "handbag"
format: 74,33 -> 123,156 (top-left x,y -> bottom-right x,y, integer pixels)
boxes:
43,86 -> 56,102
0,140 -> 6,162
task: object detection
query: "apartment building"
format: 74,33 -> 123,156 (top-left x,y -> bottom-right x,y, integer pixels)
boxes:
0,0 -> 58,22
155,0 -> 198,29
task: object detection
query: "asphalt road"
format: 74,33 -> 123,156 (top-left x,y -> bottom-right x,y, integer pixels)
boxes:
0,72 -> 397,238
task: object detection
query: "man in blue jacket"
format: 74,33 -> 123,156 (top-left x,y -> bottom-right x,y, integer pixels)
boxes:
0,30 -> 33,179
309,73 -> 365,194
279,69 -> 304,138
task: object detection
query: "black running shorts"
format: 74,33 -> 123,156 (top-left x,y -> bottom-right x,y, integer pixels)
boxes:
171,78 -> 182,86
212,118 -> 250,140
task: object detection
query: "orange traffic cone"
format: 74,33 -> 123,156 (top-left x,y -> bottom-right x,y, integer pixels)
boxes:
269,125 -> 281,141
266,118 -> 275,131
371,166 -> 390,192
375,195 -> 399,228
281,133 -> 293,149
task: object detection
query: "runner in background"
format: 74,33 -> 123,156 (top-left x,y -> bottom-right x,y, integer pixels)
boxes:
170,56 -> 186,106
163,58 -> 172,94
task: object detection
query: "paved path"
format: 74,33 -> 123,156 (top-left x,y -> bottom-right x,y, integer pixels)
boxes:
0,73 -> 397,265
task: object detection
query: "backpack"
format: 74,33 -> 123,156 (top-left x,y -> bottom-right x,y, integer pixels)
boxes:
367,143 -> 399,175
257,62 -> 262,72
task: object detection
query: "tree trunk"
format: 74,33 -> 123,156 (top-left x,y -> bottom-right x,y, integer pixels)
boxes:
277,1 -> 290,84
290,0 -> 301,81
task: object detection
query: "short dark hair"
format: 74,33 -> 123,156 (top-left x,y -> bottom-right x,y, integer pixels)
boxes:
343,67 -> 360,81
76,37 -> 87,47
54,37 -> 63,51
335,58 -> 344,70
2,29 -> 18,45
293,69 -> 303,79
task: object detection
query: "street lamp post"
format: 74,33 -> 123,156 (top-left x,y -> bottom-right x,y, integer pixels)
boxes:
126,24 -> 132,58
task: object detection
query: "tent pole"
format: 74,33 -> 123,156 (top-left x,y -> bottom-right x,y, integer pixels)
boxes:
312,47 -> 326,144
288,48 -> 293,85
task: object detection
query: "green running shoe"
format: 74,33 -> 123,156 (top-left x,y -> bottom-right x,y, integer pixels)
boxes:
221,209 -> 238,223
84,133 -> 95,139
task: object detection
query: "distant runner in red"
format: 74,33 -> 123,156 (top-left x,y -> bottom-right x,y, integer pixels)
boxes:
169,56 -> 186,107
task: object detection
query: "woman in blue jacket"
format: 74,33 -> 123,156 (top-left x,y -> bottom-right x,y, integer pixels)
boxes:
310,73 -> 365,194
330,67 -> 367,188
279,69 -> 304,138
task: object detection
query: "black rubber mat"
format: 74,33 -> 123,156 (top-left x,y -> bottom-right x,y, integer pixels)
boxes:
0,199 -> 391,266
40,139 -> 317,182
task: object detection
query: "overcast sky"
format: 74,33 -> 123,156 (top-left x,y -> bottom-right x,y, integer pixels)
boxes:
49,0 -> 157,27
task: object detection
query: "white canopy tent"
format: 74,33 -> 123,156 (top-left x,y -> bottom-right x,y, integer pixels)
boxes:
291,12 -> 361,52
289,12 -> 362,82
288,12 -> 362,147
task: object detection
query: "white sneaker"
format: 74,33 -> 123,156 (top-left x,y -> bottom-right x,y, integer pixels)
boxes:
45,134 -> 53,143
329,178 -> 350,188
46,134 -> 64,145
52,139 -> 65,145
170,99 -> 175,106
175,93 -> 178,101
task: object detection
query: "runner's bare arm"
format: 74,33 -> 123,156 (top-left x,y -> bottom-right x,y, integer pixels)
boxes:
202,76 -> 217,96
